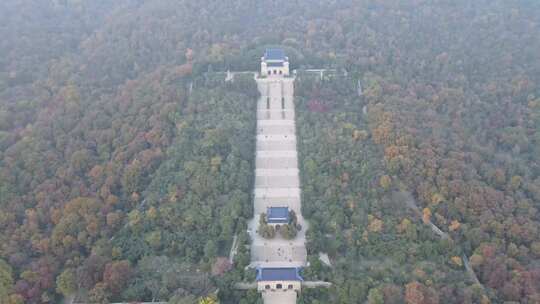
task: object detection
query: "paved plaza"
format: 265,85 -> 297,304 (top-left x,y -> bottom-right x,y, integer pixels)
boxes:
248,77 -> 308,269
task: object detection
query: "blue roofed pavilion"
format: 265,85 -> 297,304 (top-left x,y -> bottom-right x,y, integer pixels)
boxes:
264,48 -> 286,61
267,207 -> 289,224
256,267 -> 303,281
260,48 -> 289,76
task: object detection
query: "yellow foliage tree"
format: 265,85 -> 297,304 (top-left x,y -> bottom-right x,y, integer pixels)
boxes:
493,168 -> 506,186
362,230 -> 369,242
510,175 -> 522,190
480,295 -> 491,304
169,189 -> 178,203
531,242 -> 540,258
128,210 -> 142,229
405,281 -> 424,304
210,156 -> 222,172
431,193 -> 444,205
352,129 -> 368,141
384,145 -> 401,160
450,256 -> 463,267
146,207 -> 158,220
469,254 -> 484,268
422,208 -> 432,224
368,215 -> 383,232
130,191 -> 140,203
397,218 -> 412,234
449,220 -> 461,231
199,295 -> 219,304
412,268 -> 427,280
60,85 -> 81,108
112,247 -> 122,259
379,175 -> 392,190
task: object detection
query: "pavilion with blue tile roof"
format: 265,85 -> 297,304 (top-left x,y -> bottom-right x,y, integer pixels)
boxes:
261,48 -> 289,77
256,267 -> 303,293
266,206 -> 290,224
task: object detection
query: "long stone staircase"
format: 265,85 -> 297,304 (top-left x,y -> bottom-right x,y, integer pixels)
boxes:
247,76 -> 307,304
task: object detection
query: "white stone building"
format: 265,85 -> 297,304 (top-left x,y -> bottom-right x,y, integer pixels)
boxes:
261,48 -> 289,77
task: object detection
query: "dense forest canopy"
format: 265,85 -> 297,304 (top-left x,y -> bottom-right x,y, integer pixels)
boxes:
0,0 -> 539,303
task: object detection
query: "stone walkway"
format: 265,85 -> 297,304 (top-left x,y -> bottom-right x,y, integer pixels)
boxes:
248,77 -> 307,303
249,77 -> 307,268
262,291 -> 298,303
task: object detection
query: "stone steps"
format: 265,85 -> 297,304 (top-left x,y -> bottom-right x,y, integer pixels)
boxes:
250,77 -> 306,275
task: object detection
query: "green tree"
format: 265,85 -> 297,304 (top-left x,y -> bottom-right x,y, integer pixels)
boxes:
368,287 -> 384,304
0,259 -> 14,301
259,224 -> 276,239
280,224 -> 298,240
56,268 -> 77,297
88,282 -> 109,304
204,240 -> 218,260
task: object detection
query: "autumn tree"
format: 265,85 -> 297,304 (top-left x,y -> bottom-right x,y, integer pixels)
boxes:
102,260 -> 132,296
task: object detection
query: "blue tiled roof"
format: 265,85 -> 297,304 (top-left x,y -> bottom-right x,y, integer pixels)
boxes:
264,48 -> 286,61
256,267 -> 303,281
267,207 -> 289,223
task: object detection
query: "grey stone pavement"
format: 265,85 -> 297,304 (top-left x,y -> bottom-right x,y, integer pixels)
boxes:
248,77 -> 308,271
262,291 -> 298,303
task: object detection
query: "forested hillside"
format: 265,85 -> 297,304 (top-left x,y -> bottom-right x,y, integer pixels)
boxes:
294,1 -> 540,303
1,0 -> 540,303
295,76 -> 484,304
